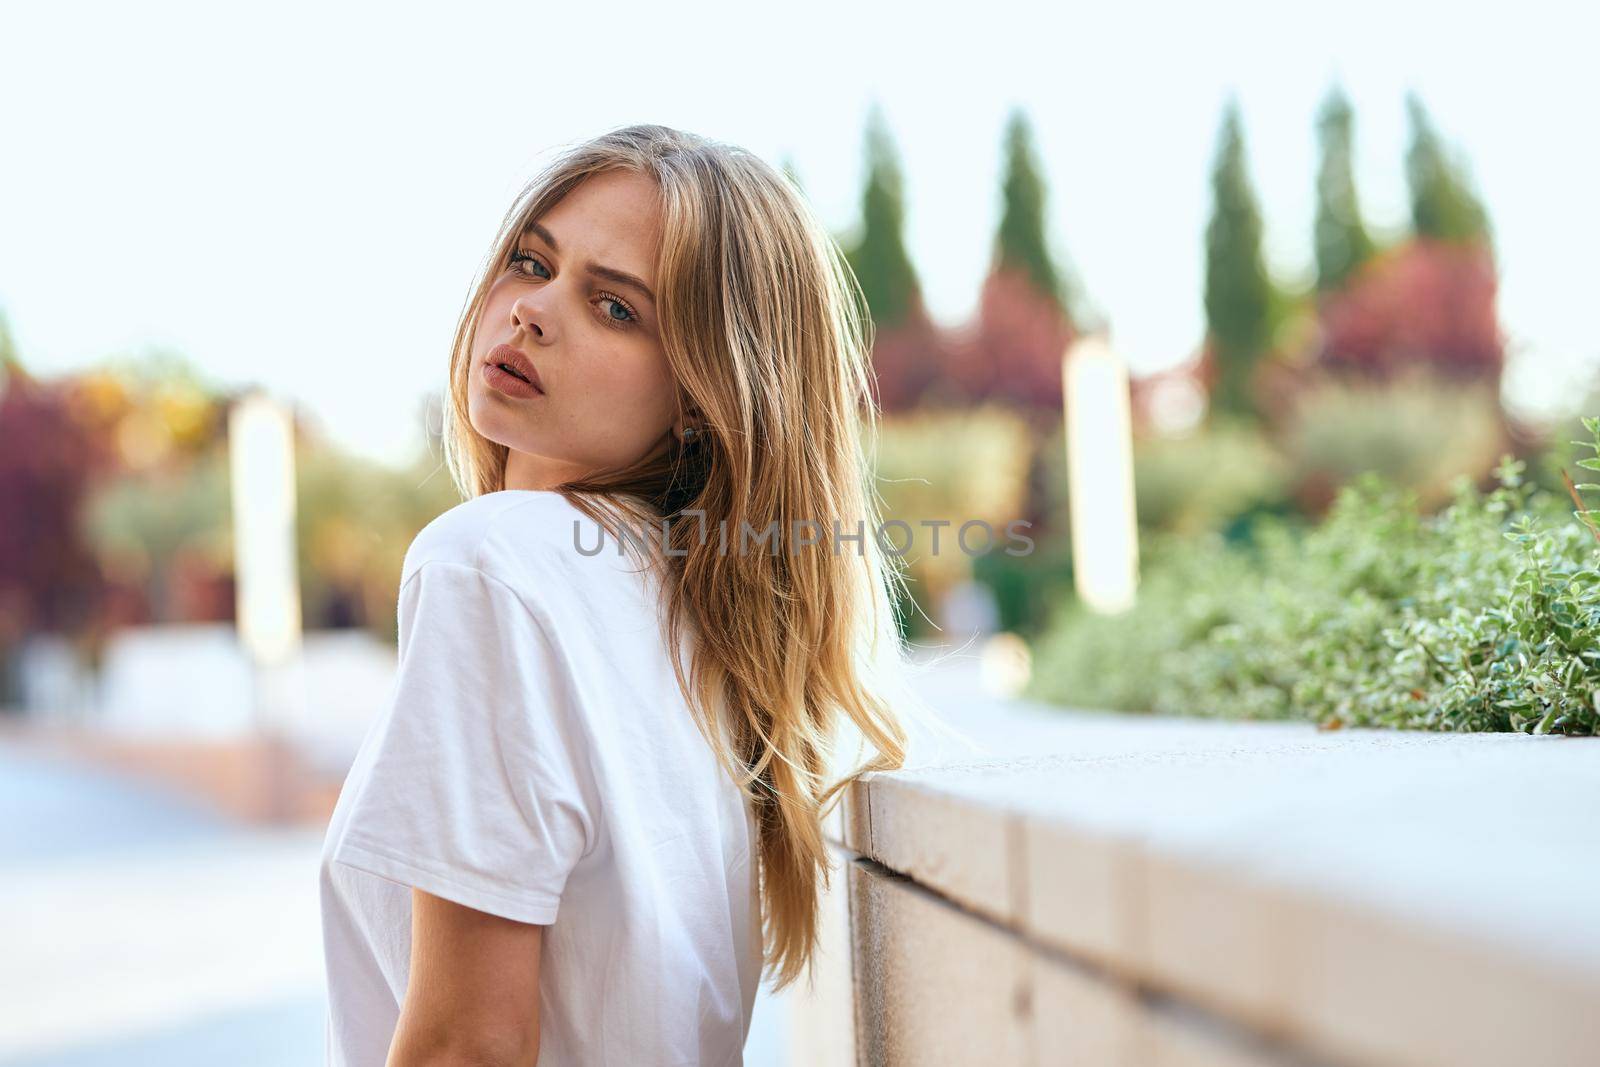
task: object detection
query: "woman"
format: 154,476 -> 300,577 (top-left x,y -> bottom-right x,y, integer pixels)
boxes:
319,124 -> 956,1066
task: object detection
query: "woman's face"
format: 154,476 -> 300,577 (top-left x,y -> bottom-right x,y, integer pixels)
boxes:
468,168 -> 681,491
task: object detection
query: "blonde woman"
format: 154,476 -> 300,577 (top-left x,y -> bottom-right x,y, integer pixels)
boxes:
318,124 -> 959,1065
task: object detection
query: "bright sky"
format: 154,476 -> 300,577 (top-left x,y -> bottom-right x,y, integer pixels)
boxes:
2,1 -> 1593,464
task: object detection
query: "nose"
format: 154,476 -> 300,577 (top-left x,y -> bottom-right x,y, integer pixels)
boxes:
510,292 -> 547,340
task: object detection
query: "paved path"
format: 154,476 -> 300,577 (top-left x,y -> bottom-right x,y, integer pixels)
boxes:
0,743 -> 328,1065
0,646 -> 1003,1065
0,736 -> 789,1066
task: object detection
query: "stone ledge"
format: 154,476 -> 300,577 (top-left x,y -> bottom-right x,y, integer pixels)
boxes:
836,702 -> 1600,1067
849,857 -> 1326,1067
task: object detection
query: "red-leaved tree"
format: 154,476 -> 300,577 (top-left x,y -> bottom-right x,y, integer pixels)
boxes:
1315,238 -> 1503,386
0,375 -> 112,666
866,307 -> 951,415
935,266 -> 1076,421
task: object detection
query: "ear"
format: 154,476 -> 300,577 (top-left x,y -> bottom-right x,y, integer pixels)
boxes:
674,397 -> 704,436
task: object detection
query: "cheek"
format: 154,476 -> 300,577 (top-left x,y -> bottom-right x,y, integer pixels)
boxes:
474,290 -> 516,354
569,342 -> 676,421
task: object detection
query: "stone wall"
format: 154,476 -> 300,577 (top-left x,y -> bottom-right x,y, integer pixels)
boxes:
796,703 -> 1600,1067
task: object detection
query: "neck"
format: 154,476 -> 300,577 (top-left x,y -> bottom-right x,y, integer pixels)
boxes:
503,448 -> 589,492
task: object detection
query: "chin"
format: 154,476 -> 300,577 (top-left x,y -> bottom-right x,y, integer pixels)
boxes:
465,393 -> 511,448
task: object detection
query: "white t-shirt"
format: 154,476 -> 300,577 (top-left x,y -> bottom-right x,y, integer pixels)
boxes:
319,489 -> 762,1067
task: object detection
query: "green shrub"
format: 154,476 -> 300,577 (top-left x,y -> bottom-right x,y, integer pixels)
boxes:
1026,421 -> 1600,735
869,405 -> 1036,639
1272,367 -> 1508,514
1133,415 -> 1289,536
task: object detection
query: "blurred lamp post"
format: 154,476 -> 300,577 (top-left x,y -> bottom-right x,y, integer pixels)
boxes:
1063,333 -> 1139,614
228,390 -> 304,741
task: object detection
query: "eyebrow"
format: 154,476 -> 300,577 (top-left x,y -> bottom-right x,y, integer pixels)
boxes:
521,221 -> 656,307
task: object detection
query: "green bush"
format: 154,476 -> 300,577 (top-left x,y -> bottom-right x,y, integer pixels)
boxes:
1133,415 -> 1289,536
869,405 -> 1036,639
1272,367 -> 1508,514
1026,421 -> 1600,735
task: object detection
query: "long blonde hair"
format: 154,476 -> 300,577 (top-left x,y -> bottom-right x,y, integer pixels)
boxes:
440,124 -> 943,991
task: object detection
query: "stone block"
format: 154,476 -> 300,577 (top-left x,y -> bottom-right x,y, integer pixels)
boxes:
849,860 -> 1032,1066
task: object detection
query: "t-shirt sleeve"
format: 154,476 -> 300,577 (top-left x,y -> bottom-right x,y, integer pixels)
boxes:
328,558 -> 598,925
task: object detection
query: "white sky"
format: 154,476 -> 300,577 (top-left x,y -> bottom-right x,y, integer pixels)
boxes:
2,1 -> 1594,464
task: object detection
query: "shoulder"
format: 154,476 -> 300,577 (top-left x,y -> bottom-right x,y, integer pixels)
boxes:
402,489 -> 586,582
401,490 -> 664,646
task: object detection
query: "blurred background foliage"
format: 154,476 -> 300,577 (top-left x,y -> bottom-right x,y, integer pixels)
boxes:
293,442 -> 462,643
1269,368 -> 1508,515
0,326 -> 460,698
1131,415 -> 1289,538
1027,446 -> 1600,736
3,84 -> 1595,728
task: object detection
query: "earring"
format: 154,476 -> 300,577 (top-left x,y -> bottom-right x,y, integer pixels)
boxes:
680,424 -> 700,443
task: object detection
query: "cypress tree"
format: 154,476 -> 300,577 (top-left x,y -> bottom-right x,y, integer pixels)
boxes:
1314,84 -> 1376,292
993,108 -> 1068,313
1405,92 -> 1492,247
844,104 -> 922,328
1202,96 -> 1274,421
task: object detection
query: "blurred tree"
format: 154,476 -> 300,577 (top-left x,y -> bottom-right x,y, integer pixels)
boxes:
1405,92 -> 1493,248
1270,94 -> 1503,413
1134,417 -> 1289,535
1314,84 -> 1377,293
1312,239 -> 1503,385
296,435 -> 463,641
993,108 -> 1069,314
844,103 -> 945,413
863,313 -> 950,415
845,103 -> 922,329
1201,97 -> 1275,422
937,109 -> 1077,420
1275,365 -> 1507,515
978,414 -> 1074,635
0,374 -> 110,699
61,349 -> 243,636
939,269 -> 1073,417
83,448 -> 231,623
867,405 -> 1035,639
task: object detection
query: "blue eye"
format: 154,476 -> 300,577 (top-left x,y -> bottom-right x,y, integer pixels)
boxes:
508,250 -> 551,279
507,249 -> 640,331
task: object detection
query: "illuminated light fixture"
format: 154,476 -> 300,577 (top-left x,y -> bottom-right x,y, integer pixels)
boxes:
1063,333 -> 1139,614
228,391 -> 303,669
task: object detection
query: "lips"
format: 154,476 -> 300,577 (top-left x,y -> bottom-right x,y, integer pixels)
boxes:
487,343 -> 544,394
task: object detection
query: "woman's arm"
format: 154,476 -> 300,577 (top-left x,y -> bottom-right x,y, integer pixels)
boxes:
386,888 -> 545,1067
